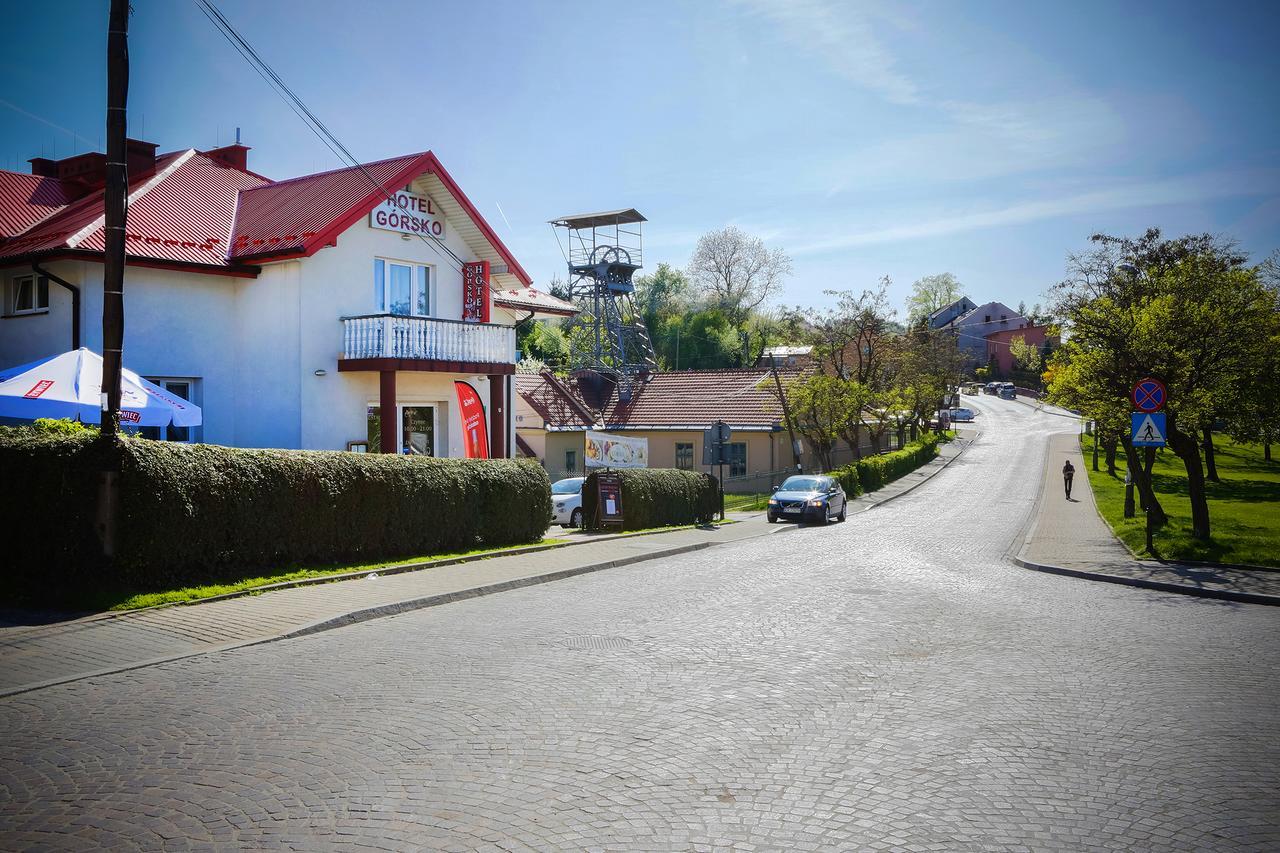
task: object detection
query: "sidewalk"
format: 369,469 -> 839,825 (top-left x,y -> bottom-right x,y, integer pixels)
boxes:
1015,432 -> 1280,606
0,436 -> 973,698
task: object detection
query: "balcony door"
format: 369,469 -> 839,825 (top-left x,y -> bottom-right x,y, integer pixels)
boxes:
374,258 -> 430,317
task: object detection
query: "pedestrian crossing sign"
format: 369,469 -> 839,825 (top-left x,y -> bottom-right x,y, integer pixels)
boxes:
1131,412 -> 1167,447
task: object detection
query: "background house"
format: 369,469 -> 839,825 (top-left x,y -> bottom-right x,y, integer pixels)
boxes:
516,366 -> 901,491
985,324 -> 1057,377
936,300 -> 1029,363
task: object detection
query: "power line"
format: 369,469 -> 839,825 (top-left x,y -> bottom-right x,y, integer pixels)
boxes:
193,0 -> 468,274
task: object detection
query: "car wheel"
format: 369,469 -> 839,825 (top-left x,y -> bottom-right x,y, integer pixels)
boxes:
837,502 -> 846,522
767,513 -> 778,523
570,508 -> 582,529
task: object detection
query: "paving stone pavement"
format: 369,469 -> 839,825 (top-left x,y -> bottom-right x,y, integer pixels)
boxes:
1020,430 -> 1280,603
1,399 -> 1277,850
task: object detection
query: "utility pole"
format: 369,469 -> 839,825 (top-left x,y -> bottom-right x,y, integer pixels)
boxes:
770,354 -> 803,473
102,0 -> 128,435
97,0 -> 129,559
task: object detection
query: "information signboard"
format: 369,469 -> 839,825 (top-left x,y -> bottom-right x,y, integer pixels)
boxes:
596,471 -> 624,529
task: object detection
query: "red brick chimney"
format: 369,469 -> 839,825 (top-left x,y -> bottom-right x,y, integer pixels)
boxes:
27,138 -> 158,198
202,143 -> 250,171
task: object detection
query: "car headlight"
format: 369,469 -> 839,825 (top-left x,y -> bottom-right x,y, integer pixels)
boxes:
555,503 -> 565,511
808,499 -> 825,507
768,498 -> 778,505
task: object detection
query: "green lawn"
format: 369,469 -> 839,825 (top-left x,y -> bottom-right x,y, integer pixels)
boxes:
78,538 -> 570,612
723,493 -> 770,512
1081,434 -> 1280,567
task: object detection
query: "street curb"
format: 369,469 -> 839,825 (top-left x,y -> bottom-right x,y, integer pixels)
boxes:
1009,434 -> 1280,608
1011,555 -> 1280,607
0,527 -> 783,700
8,520 -> 741,633
857,431 -> 978,511
262,541 -> 720,644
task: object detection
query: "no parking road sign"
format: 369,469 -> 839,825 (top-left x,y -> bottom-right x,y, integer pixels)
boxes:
1131,412 -> 1167,447
1131,377 -> 1167,413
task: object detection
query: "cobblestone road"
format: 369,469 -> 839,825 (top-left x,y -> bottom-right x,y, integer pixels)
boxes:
3,398 -> 1278,851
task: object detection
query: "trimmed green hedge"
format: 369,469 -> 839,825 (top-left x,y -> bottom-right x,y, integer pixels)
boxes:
833,435 -> 941,494
580,469 -> 719,531
0,428 -> 551,602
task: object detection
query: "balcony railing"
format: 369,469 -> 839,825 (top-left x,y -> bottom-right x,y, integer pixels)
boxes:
341,314 -> 515,364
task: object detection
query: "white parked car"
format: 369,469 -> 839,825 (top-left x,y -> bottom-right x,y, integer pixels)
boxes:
949,407 -> 976,422
550,477 -> 586,528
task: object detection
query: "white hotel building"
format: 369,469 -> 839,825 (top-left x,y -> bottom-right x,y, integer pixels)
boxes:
0,140 -> 575,456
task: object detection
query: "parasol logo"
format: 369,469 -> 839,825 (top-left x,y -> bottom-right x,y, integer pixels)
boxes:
23,380 -> 54,398
119,410 -> 142,423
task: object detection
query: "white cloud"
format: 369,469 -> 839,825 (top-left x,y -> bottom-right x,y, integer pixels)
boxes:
729,0 -> 919,104
791,169 -> 1280,254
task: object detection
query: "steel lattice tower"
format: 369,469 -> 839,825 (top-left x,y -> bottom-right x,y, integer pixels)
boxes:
550,209 -> 656,406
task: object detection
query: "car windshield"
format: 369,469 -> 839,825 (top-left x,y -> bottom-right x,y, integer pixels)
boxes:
551,479 -> 584,494
779,476 -> 827,492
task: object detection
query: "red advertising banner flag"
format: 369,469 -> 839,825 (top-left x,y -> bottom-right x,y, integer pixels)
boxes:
462,261 -> 491,323
454,380 -> 490,459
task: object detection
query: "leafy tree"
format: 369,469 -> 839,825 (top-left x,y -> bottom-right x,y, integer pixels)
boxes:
1009,334 -> 1041,372
1047,229 -> 1277,541
783,373 -> 858,471
688,226 -> 791,326
633,263 -> 692,318
905,272 -> 964,322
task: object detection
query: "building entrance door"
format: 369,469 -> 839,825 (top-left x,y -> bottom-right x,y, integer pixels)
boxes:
401,405 -> 435,456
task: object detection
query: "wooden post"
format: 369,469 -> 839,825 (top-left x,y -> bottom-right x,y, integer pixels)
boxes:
379,370 -> 397,453
100,0 -> 128,437
96,0 -> 129,561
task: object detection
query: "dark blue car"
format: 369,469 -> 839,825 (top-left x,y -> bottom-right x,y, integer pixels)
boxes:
767,475 -> 848,525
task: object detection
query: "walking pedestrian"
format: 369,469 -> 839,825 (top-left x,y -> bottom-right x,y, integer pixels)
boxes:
1062,459 -> 1075,499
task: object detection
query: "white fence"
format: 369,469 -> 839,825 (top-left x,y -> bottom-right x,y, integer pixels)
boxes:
342,314 -> 514,364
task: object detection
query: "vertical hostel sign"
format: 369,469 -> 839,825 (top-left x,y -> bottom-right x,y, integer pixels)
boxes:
454,381 -> 490,458
462,261 -> 491,323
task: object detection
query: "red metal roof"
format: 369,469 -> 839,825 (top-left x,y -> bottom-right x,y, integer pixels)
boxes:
494,286 -> 578,317
0,170 -> 80,238
0,151 -> 269,268
229,153 -> 426,261
227,151 -> 534,286
0,147 -> 533,287
518,368 -> 802,431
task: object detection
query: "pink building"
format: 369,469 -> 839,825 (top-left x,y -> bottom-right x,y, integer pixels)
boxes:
985,325 -> 1052,376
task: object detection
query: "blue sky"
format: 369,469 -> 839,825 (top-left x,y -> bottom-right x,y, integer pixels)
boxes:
2,0 -> 1277,316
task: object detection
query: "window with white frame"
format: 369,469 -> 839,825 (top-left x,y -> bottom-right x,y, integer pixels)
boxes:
373,258 -> 431,316
140,378 -> 200,443
7,273 -> 49,315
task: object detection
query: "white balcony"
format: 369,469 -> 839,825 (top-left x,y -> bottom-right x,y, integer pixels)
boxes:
341,314 -> 515,365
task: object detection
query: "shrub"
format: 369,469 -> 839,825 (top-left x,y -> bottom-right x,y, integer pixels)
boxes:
580,468 -> 719,531
832,435 -> 940,494
0,428 -> 551,602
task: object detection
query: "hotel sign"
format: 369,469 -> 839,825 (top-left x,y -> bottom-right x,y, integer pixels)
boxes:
370,191 -> 445,238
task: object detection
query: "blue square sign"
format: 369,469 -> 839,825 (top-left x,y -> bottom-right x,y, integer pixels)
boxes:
1131,412 -> 1167,447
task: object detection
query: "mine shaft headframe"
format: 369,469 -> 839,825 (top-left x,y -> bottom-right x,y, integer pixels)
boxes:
550,208 -> 646,293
